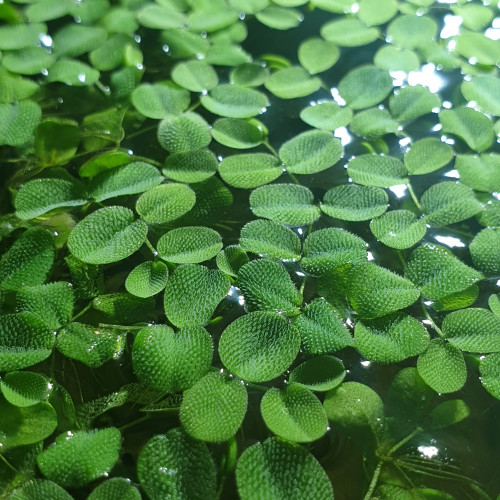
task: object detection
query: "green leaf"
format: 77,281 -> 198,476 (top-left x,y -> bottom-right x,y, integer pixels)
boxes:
417,339 -> 466,393
404,138 -> 454,175
387,14 -> 438,49
320,18 -> 379,47
0,67 -> 39,104
16,281 -> 74,329
212,118 -> 265,149
89,33 -> 138,71
180,371 -> 248,442
432,284 -> 479,312
370,210 -> 426,249
53,24 -> 107,57
132,325 -> 212,393
125,261 -> 168,298
405,243 -> 483,300
279,130 -> 343,175
0,228 -> 54,290
355,314 -> 430,363
137,428 -> 216,500
163,264 -> 230,327
323,381 -> 384,446
204,43 -> 252,67
455,153 -> 500,193
228,0 -> 270,14
34,118 -> 80,167
470,228 -> 500,276
321,184 -> 388,221
255,6 -> 303,30
302,227 -> 367,276
311,0 -> 356,13
102,7 -> 139,34
237,259 -> 301,314
0,371 -> 52,407
171,60 -> 218,92
479,353 -> 500,400
477,196 -> 500,227
9,479 -> 74,500
0,397 -> 57,450
350,108 -> 399,138
76,390 -> 128,431
218,153 -> 282,189
452,4 -> 494,31
0,23 -> 48,50
0,100 -> 42,146
239,219 -> 301,260
442,308 -> 500,353
298,38 -> 339,74
25,0 -> 73,22
160,29 -> 210,60
136,3 -> 187,29
454,32 -> 500,66
230,63 -> 270,87
440,107 -> 494,153
68,206 -> 147,264
2,47 -> 56,76
92,293 -> 155,324
15,178 -> 87,220
162,149 -> 218,183
87,478 -> 141,500
249,184 -> 320,225
57,323 -> 126,367
157,112 -> 211,153
236,437 -> 333,500
420,181 -> 482,226
289,355 -> 346,392
37,428 -> 121,487
157,226 -> 222,264
426,399 -> 470,430
131,83 -> 190,119
46,58 -> 100,86
374,46 -> 420,73
389,85 -> 441,121
347,262 -> 420,319
89,161 -> 163,202
261,383 -> 327,443
347,154 -> 408,187
461,75 -> 500,117
264,66 -> 321,99
189,6 -> 239,33
489,294 -> 500,316
294,298 -> 354,353
200,84 -> 268,118
219,311 -> 301,382
299,100 -> 353,130
357,0 -> 398,26
79,150 -> 132,179
338,66 -> 393,110
216,245 -> 249,277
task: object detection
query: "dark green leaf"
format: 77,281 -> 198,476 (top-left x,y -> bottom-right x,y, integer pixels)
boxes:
158,112 -> 211,153
125,261 -> 168,298
289,355 -> 346,392
0,100 -> 42,146
321,18 -> 379,47
455,153 -> 500,193
370,210 -> 426,249
298,38 -> 339,74
131,83 -> 190,119
347,154 -> 408,188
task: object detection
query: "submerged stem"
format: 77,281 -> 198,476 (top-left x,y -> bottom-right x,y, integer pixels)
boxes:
420,298 -> 444,337
363,460 -> 383,500
407,182 -> 422,211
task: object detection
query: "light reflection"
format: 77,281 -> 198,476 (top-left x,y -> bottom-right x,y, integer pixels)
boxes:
389,184 -> 408,199
360,360 -> 371,367
408,63 -> 446,94
444,169 -> 460,178
418,445 -> 439,458
330,87 -> 346,106
39,34 -> 53,48
367,251 -> 375,261
434,235 -> 465,248
440,15 -> 462,39
334,127 -> 352,146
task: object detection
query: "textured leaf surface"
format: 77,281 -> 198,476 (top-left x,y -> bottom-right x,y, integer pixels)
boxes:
216,246 -> 249,277
2,48 -> 56,76
0,100 -> 42,146
370,210 -> 426,249
299,100 -> 352,130
0,371 -> 52,407
350,107 -> 399,138
9,480 -> 74,500
289,355 -> 346,391
321,18 -> 379,47
279,130 -> 342,174
389,85 -> 441,121
405,243 -> 483,300
470,228 -> 500,276
256,6 -> 303,30
236,437 -> 333,500
374,46 -> 420,73
171,60 -> 218,92
302,228 -> 367,276
454,32 -> 500,66
91,293 -> 155,324
131,83 -> 190,119
357,0 -> 398,25
355,314 -> 430,363
237,259 -> 301,314
219,311 -> 300,382
479,353 -> 500,400
87,478 -> 141,500
137,429 -> 216,500
338,66 -> 393,109
212,118 -> 265,149
417,339 -> 466,393
250,184 -> 320,225
261,383 -> 327,442
136,183 -> 196,224
347,154 -> 408,187
180,371 -> 248,442
421,182 -> 482,226
157,226 -> 222,264
125,261 -> 168,298
200,84 -> 268,118
387,14 -> 438,49
0,314 -> 55,372
298,38 -> 339,74
295,299 -> 353,354
218,153 -> 282,188
442,308 -> 500,353
265,66 -> 321,99
230,63 -> 270,87
158,112 -> 211,153
404,138 -> 454,175
347,263 -> 420,319
162,149 -> 218,183
461,75 -> 500,116
426,399 -> 470,429
163,265 -> 230,327
321,184 -> 388,221
239,219 -> 301,260
455,154 -> 500,193
53,24 -> 107,57
68,206 -> 147,264
132,325 -> 212,393
46,59 -> 99,86
37,428 -> 121,487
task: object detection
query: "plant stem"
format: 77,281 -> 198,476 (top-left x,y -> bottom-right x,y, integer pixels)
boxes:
288,172 -> 300,185
0,453 -> 19,474
131,154 -> 164,169
387,427 -> 421,456
145,238 -> 158,257
363,460 -> 383,500
119,415 -> 150,432
262,140 -> 278,156
407,182 -> 422,211
126,124 -> 157,140
71,302 -> 92,322
245,382 -> 268,392
420,298 -> 444,337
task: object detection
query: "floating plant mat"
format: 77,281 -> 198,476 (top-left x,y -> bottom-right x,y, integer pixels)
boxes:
0,1 -> 499,499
